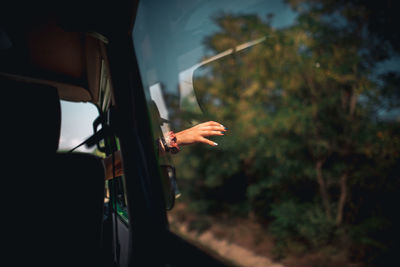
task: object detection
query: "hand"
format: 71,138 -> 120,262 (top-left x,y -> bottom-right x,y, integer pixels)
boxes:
175,121 -> 227,147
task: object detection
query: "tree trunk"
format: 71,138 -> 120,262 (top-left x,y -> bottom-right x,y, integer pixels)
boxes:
316,159 -> 332,220
336,172 -> 348,225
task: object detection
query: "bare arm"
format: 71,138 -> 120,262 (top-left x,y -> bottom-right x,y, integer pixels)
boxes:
103,121 -> 227,180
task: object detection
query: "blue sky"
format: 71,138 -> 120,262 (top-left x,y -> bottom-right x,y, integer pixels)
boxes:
58,100 -> 99,152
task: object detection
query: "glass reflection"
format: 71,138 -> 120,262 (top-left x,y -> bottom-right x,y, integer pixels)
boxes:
133,0 -> 400,266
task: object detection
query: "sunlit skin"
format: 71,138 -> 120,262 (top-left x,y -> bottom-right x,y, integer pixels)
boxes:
176,121 -> 226,147
104,121 -> 227,180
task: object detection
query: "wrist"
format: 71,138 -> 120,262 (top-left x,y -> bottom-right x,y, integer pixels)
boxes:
175,131 -> 186,146
162,131 -> 180,154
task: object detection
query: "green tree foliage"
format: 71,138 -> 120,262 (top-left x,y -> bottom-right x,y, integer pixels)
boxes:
173,1 -> 399,264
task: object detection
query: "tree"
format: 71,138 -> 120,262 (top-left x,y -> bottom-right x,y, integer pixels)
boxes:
173,0 -> 400,263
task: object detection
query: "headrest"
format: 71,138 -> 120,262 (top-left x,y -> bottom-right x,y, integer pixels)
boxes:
1,76 -> 61,154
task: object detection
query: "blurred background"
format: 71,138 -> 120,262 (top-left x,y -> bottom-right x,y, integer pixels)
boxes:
133,0 -> 400,266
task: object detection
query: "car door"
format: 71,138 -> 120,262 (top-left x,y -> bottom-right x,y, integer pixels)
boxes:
103,0 -> 234,266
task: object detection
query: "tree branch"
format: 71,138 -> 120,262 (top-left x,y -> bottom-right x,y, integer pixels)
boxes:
316,159 -> 332,220
336,172 -> 348,225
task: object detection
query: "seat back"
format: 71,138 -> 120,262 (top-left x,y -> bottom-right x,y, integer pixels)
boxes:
1,76 -> 105,266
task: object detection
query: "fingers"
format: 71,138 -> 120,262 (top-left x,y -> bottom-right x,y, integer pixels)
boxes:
199,121 -> 226,128
201,125 -> 226,131
199,137 -> 218,146
185,121 -> 227,147
197,122 -> 227,135
199,122 -> 227,144
201,130 -> 225,137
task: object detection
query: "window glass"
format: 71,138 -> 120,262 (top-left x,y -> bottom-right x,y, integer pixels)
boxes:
58,100 -> 99,153
133,0 -> 400,266
58,100 -> 129,224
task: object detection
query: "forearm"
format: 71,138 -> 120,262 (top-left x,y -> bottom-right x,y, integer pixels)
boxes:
103,121 -> 226,179
104,139 -> 166,181
103,150 -> 123,180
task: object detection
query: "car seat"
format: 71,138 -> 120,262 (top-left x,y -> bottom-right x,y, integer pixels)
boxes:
1,76 -> 105,266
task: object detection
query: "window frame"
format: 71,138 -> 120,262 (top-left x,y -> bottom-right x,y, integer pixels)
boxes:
104,1 -> 231,265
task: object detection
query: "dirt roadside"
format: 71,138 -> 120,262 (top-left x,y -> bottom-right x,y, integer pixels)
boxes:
168,203 -> 284,267
167,203 -> 361,267
169,216 -> 284,267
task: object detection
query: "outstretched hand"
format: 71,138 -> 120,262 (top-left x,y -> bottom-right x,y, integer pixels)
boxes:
175,121 -> 227,147
104,121 -> 227,180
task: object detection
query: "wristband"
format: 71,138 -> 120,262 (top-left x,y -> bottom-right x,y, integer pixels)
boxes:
161,131 -> 180,154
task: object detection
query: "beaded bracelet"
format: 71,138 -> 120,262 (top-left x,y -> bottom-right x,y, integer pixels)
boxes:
160,131 -> 180,154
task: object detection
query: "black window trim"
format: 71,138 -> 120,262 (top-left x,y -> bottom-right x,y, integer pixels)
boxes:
106,1 -> 230,266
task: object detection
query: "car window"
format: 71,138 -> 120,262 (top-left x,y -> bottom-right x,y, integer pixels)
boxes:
58,100 -> 99,153
58,99 -> 129,224
133,0 -> 400,266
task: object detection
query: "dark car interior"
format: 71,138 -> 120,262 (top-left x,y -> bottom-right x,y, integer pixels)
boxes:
1,1 -> 231,266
